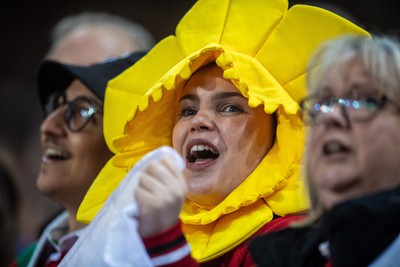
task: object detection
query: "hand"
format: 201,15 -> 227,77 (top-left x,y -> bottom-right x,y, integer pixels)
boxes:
135,157 -> 187,237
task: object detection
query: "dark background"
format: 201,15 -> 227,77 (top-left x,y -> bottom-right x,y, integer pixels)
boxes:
2,0 -> 399,157
1,0 -> 399,252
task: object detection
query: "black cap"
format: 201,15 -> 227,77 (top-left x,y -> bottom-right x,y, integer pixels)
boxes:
36,51 -> 146,112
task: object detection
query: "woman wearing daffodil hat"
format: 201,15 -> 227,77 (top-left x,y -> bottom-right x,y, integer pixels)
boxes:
77,0 -> 369,265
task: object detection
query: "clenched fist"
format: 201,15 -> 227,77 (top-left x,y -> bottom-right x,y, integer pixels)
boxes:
135,157 -> 187,237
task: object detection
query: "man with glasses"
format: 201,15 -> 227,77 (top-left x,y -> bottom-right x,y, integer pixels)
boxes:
13,13 -> 155,257
14,52 -> 145,267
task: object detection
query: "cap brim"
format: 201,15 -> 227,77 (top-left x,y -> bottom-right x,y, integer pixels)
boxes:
36,51 -> 147,112
36,61 -> 76,110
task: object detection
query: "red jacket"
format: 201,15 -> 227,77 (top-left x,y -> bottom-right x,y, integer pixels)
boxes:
143,215 -> 303,267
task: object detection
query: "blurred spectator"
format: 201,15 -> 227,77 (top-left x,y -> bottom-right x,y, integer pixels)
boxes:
14,11 -> 155,254
46,12 -> 155,64
249,35 -> 400,267
14,51 -> 146,267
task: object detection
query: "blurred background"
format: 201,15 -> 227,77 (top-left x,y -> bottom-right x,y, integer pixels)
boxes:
0,0 -> 399,257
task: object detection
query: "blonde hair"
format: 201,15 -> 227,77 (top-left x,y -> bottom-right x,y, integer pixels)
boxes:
307,35 -> 400,100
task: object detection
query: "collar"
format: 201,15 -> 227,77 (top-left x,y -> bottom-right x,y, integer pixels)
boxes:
46,215 -> 86,253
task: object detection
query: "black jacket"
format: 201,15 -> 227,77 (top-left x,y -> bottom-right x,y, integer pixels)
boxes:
249,186 -> 400,267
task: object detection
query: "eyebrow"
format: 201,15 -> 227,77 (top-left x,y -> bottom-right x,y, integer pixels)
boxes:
76,95 -> 103,108
179,91 -> 245,103
90,97 -> 103,109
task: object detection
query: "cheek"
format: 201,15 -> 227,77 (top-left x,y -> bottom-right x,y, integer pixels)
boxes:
230,122 -> 254,154
233,118 -> 273,172
307,128 -> 320,154
250,117 -> 274,155
306,128 -> 323,173
358,123 -> 400,174
75,135 -> 111,164
172,122 -> 184,151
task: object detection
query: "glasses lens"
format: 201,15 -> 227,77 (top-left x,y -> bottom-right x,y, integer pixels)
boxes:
300,97 -> 325,125
44,91 -> 65,117
67,98 -> 96,131
347,97 -> 379,120
300,93 -> 382,125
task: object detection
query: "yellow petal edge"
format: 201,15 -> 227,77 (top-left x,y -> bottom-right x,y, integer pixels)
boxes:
78,0 -> 369,262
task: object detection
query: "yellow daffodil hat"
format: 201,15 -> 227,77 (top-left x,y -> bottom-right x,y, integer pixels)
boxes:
78,0 -> 369,261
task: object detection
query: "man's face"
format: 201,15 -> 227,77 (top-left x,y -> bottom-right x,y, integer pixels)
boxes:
37,80 -> 113,210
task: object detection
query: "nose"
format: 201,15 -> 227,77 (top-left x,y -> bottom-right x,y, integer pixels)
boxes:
190,110 -> 216,132
320,104 -> 350,128
40,107 -> 68,137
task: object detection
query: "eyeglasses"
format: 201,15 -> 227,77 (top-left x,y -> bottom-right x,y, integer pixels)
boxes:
299,90 -> 395,125
44,91 -> 102,132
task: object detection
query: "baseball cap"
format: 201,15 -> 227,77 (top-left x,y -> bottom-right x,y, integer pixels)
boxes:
36,51 -> 146,112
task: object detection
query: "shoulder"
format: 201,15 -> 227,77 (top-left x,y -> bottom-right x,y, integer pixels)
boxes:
249,218 -> 318,267
256,215 -> 305,235
219,215 -> 307,266
249,215 -> 307,261
251,225 -> 310,250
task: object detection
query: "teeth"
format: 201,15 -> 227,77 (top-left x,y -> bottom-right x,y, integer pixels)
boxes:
45,148 -> 65,157
190,145 -> 214,154
325,142 -> 347,154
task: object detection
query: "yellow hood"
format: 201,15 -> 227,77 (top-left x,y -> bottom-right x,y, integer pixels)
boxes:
78,0 -> 369,262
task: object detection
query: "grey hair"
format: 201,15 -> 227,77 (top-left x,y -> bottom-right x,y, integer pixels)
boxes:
301,35 -> 400,223
307,35 -> 400,100
48,12 -> 155,55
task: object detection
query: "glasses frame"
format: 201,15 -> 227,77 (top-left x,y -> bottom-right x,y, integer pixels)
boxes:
299,91 -> 391,125
45,91 -> 102,132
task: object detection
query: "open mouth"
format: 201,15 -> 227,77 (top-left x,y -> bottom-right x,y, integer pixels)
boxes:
187,144 -> 220,163
323,141 -> 350,156
44,147 -> 70,160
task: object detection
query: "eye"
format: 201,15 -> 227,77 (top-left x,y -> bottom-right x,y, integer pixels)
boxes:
70,98 -> 96,119
316,96 -> 332,106
79,106 -> 95,119
44,92 -> 66,117
353,96 -> 380,111
220,104 -> 243,113
364,96 -> 380,105
179,107 -> 197,117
